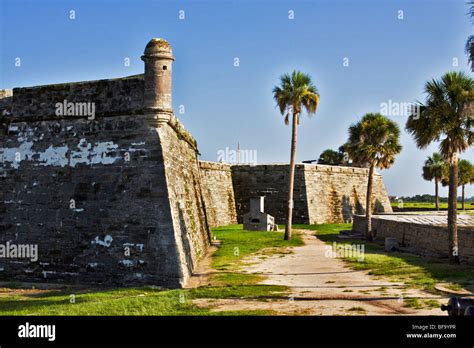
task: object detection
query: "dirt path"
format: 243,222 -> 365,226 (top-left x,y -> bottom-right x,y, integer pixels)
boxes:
197,230 -> 446,315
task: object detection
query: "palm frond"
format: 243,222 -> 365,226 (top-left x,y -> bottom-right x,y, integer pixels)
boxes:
345,113 -> 402,169
406,72 -> 474,159
272,70 -> 320,125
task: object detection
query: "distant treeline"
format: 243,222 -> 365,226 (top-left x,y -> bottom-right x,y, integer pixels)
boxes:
389,194 -> 474,203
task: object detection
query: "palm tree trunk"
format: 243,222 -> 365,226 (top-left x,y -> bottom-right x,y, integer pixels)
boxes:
448,151 -> 459,264
285,112 -> 299,241
435,179 -> 439,211
365,163 -> 375,241
462,185 -> 465,210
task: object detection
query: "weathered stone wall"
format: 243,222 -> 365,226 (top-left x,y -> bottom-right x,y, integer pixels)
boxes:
0,76 -> 209,288
353,214 -> 474,263
1,114 -> 172,285
199,161 -> 237,227
157,116 -> 210,282
304,164 -> 392,224
232,164 -> 309,224
4,75 -> 144,121
231,164 -> 391,224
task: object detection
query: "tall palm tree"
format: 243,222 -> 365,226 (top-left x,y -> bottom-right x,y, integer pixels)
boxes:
273,71 -> 320,240
406,71 -> 474,264
345,113 -> 402,241
422,153 -> 447,210
458,159 -> 473,210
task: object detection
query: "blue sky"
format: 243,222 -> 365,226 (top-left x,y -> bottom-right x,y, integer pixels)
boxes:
1,0 -> 473,197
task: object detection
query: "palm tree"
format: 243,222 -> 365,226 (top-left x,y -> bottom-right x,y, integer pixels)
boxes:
318,146 -> 349,165
406,71 -> 474,264
422,153 -> 447,210
345,113 -> 402,241
318,149 -> 343,165
273,71 -> 320,240
458,159 -> 473,210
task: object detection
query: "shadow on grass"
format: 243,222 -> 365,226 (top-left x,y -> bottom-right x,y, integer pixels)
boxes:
0,283 -> 290,315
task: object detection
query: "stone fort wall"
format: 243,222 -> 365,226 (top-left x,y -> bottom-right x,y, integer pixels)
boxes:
198,161 -> 237,228
303,164 -> 392,224
2,75 -> 144,121
353,214 -> 474,263
0,40 -> 210,287
200,163 -> 392,226
231,164 -> 309,224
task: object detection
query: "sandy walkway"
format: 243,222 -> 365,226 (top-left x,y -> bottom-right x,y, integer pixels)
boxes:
197,230 -> 446,315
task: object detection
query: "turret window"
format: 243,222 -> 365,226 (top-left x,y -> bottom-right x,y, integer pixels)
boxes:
163,65 -> 167,70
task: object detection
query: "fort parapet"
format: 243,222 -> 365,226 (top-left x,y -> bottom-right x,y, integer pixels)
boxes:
2,76 -> 144,122
200,163 -> 391,226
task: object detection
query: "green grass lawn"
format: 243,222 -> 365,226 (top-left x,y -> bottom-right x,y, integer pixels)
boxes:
3,222 -> 472,315
211,224 -> 303,284
0,224 -> 301,316
308,223 -> 474,294
390,201 -> 474,210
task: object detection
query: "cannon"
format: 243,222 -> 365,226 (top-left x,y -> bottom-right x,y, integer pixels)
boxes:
441,297 -> 474,316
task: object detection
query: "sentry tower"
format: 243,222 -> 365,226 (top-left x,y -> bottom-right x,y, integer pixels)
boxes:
141,38 -> 175,125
